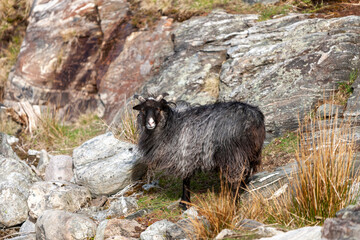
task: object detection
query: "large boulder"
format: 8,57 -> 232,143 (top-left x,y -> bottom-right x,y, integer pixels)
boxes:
140,219 -> 188,240
35,210 -> 97,240
27,181 -> 91,219
0,155 -> 39,227
5,0 -> 174,121
219,14 -> 360,135
73,132 -> 146,195
138,13 -> 360,136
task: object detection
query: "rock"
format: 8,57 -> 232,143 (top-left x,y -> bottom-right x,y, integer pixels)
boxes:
142,180 -> 160,192
140,219 -> 188,240
36,149 -> 51,176
237,219 -> 283,238
259,226 -> 322,240
215,229 -> 238,239
0,133 -> 20,159
81,196 -> 138,222
102,17 -> 175,122
5,0 -> 175,122
95,220 -> 109,240
27,181 -> 91,219
316,104 -> 344,118
20,218 -> 36,233
344,74 -> 360,124
243,162 -> 296,200
322,204 -> 360,240
101,219 -> 144,239
0,156 -> 39,227
107,197 -> 138,217
182,207 -> 199,219
35,210 -> 96,240
219,15 -> 360,136
139,11 -> 259,107
243,0 -> 280,4
126,209 -> 151,220
5,0 -> 110,120
73,132 -> 146,195
44,155 -> 73,182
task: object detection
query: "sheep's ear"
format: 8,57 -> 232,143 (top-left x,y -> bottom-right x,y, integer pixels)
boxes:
133,104 -> 142,111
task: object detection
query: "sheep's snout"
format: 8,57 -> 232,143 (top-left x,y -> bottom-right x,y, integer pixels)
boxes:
146,117 -> 156,130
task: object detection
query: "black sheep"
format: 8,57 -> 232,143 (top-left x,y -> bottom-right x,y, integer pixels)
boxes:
133,94 -> 265,209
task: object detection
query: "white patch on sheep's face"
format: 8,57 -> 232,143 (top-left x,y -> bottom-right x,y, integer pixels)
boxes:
146,117 -> 156,130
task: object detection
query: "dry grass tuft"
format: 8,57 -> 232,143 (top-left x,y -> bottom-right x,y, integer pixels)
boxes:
291,106 -> 359,225
111,104 -> 139,144
188,178 -> 240,239
19,109 -> 106,154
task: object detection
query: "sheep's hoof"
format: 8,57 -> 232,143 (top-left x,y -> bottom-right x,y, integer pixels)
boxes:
179,201 -> 189,211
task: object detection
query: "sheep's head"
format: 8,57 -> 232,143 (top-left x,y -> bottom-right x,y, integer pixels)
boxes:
133,94 -> 172,131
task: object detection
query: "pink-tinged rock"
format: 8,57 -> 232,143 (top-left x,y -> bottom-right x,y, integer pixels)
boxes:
99,17 -> 174,121
5,0 -> 174,122
5,0 -> 133,120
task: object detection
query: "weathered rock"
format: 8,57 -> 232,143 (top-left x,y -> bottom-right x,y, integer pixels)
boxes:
35,210 -> 97,240
215,229 -> 238,240
0,132 -> 19,159
36,149 -> 51,176
44,155 -> 73,182
5,0 -> 108,119
73,132 -> 146,195
100,219 -> 145,239
139,11 -> 259,107
220,15 -> 360,136
237,219 -> 283,238
259,226 -> 322,240
322,204 -> 360,240
316,104 -> 344,118
140,219 -> 188,240
27,181 -> 91,219
20,218 -> 36,234
80,196 -> 138,222
243,162 -> 296,200
101,17 -> 174,122
344,74 -> 360,123
95,220 -> 109,240
0,156 -> 39,227
5,0 -> 175,122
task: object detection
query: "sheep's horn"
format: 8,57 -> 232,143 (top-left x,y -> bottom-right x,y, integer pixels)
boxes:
156,93 -> 169,102
134,94 -> 146,103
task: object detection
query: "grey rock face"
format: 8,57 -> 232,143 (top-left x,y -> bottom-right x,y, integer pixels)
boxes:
316,104 -> 344,118
44,155 -> 73,182
35,210 -> 97,240
73,132 -> 146,195
137,13 -> 360,137
27,181 -> 91,219
0,156 -> 39,227
220,15 -> 360,135
139,11 -> 259,106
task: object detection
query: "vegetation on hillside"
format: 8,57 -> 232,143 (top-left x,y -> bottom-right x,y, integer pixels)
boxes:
0,0 -> 31,101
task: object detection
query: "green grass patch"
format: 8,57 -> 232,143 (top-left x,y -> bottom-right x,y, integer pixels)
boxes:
258,5 -> 291,21
19,113 -> 106,155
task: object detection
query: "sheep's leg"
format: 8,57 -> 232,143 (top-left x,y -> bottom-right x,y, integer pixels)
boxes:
179,177 -> 191,210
